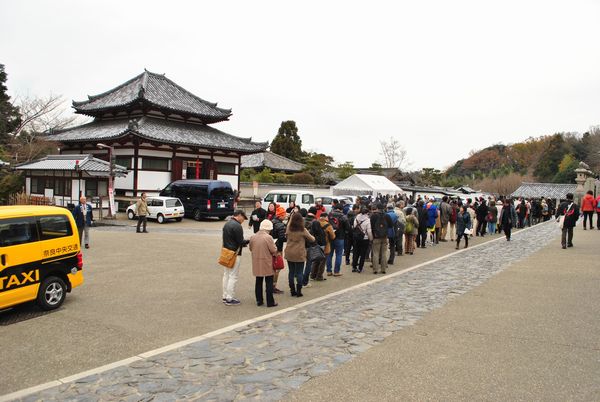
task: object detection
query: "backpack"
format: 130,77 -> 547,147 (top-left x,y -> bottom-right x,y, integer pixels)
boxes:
311,220 -> 326,246
329,214 -> 339,232
449,207 -> 457,224
371,212 -> 388,239
404,218 -> 414,234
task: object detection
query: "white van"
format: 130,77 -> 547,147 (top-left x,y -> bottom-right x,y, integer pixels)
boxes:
262,190 -> 315,211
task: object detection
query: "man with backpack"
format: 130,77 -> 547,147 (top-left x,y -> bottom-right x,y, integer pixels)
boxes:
352,206 -> 372,273
370,203 -> 393,274
555,193 -> 580,249
327,205 -> 351,276
345,204 -> 359,265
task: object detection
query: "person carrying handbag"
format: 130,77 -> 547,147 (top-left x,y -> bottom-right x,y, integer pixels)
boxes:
284,212 -> 315,297
249,219 -> 279,307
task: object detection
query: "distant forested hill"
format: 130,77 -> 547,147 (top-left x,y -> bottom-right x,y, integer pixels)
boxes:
444,129 -> 600,194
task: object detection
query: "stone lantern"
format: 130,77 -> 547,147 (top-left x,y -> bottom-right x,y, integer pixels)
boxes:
574,161 -> 593,204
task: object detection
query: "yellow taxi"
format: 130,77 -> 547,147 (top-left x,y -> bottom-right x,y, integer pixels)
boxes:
0,206 -> 84,311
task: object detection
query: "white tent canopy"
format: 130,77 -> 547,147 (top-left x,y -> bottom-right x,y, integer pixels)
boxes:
332,174 -> 403,196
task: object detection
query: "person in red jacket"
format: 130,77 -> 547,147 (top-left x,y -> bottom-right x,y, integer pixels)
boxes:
580,190 -> 596,230
596,194 -> 600,230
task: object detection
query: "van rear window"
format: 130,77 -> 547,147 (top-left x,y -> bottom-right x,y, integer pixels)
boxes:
166,199 -> 182,207
210,187 -> 233,198
39,216 -> 73,240
0,219 -> 36,247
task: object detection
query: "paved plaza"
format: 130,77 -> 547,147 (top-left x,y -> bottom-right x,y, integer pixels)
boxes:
2,219 -> 598,401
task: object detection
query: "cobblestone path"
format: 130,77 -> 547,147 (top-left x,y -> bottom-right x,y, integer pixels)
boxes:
16,222 -> 558,402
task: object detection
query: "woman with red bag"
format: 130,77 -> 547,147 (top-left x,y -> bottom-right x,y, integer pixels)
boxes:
249,219 -> 279,307
284,212 -> 315,297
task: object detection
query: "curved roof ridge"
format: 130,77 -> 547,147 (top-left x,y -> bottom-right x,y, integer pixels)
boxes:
73,72 -> 144,106
148,71 -> 232,115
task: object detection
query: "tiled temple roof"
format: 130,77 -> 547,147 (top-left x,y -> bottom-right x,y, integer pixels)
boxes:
15,154 -> 128,177
48,117 -> 268,153
72,70 -> 232,123
241,151 -> 304,172
511,182 -> 577,199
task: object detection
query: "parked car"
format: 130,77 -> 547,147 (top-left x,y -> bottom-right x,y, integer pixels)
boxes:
127,196 -> 184,223
262,190 -> 314,212
159,180 -> 235,220
320,196 -> 354,213
0,205 -> 84,311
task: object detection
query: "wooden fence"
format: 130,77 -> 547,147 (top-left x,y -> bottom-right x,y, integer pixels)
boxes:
7,192 -> 53,206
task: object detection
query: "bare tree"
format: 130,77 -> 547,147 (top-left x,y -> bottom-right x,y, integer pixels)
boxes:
11,94 -> 83,137
8,94 -> 88,163
379,136 -> 409,170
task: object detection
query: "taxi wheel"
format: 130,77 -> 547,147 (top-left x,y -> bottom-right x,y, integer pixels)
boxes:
218,216 -> 226,221
175,218 -> 183,222
193,208 -> 201,221
157,213 -> 165,224
37,276 -> 67,311
127,210 -> 135,220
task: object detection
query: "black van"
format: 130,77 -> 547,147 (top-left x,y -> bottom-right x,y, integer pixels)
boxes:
159,180 -> 235,220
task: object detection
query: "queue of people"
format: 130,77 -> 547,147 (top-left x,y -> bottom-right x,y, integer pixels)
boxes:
220,191 -> 590,307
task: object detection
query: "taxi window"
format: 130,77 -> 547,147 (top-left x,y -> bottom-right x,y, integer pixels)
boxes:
151,199 -> 164,207
0,219 -> 36,247
276,194 -> 289,203
39,215 -> 73,240
263,194 -> 274,203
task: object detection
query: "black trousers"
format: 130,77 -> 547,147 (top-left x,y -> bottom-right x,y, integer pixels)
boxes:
344,237 -> 353,264
416,230 -> 427,247
561,227 -> 574,247
456,233 -> 469,248
352,238 -> 369,271
476,219 -> 486,236
582,211 -> 593,228
255,276 -> 275,306
503,224 -> 512,240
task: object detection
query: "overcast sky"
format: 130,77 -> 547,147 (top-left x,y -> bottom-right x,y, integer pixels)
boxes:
2,0 -> 599,170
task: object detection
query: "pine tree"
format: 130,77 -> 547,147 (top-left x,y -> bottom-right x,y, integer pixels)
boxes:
270,120 -> 303,162
0,64 -> 22,145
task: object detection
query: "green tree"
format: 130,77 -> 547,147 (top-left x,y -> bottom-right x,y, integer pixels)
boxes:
370,162 -> 383,175
336,161 -> 355,180
240,168 -> 257,182
290,172 -> 314,184
420,167 -> 443,186
302,152 -> 334,184
270,120 -> 303,162
533,134 -> 568,181
255,168 -> 274,183
0,64 -> 21,146
552,154 -> 579,183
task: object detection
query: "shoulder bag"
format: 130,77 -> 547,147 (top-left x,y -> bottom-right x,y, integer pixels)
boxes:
218,247 -> 237,268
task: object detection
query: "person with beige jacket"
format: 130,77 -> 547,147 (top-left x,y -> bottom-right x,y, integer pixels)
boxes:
249,219 -> 278,307
136,193 -> 149,233
284,212 -> 315,297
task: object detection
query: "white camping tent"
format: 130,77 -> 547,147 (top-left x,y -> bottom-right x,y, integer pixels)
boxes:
332,174 -> 403,196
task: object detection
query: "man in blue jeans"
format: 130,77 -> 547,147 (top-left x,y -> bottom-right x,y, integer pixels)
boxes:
326,205 -> 351,276
302,207 -> 319,287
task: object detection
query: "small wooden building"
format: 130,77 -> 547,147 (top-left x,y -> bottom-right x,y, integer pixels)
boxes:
48,70 -> 267,196
15,154 -> 127,207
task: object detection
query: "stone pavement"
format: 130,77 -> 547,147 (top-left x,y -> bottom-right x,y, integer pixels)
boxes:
8,222 -> 561,401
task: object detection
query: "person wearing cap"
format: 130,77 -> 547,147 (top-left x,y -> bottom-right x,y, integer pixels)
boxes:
555,193 -> 580,249
249,219 -> 279,307
314,198 -> 326,219
221,209 -> 248,306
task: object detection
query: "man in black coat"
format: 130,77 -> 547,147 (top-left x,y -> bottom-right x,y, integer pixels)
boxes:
248,201 -> 267,233
555,193 -> 580,249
